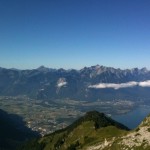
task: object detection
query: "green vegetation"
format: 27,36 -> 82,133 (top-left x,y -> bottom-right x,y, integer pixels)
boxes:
67,141 -> 79,150
18,139 -> 45,150
19,111 -> 129,150
147,128 -> 150,132
1,108 -> 149,150
135,127 -> 140,132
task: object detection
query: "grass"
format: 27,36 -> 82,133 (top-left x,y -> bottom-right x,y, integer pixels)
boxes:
36,120 -> 128,150
21,111 -> 150,150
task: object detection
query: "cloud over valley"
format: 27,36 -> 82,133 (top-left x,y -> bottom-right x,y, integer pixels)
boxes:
88,80 -> 150,90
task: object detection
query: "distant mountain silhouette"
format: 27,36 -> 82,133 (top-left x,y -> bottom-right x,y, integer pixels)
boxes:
0,65 -> 150,101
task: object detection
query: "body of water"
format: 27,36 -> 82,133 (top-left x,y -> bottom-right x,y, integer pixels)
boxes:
112,105 -> 150,129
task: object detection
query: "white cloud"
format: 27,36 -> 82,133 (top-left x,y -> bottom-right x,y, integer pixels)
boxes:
57,78 -> 67,87
88,80 -> 150,90
139,80 -> 150,87
57,81 -> 67,87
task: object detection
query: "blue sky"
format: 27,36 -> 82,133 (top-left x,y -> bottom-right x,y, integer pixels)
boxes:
0,0 -> 150,69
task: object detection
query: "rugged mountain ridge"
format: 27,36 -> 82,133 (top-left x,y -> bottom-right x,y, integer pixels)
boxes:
19,111 -> 150,150
0,65 -> 150,101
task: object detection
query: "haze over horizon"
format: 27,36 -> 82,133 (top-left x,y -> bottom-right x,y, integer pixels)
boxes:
0,0 -> 150,69
1,64 -> 150,71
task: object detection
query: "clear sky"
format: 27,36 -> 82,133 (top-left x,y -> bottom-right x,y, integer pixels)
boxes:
0,0 -> 150,69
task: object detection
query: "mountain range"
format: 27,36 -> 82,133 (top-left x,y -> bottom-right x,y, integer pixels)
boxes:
0,65 -> 150,101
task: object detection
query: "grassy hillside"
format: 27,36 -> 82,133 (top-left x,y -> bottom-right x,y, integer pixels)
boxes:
19,111 -> 129,150
19,111 -> 150,150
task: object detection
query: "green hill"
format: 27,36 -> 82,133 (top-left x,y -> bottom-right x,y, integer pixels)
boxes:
19,111 -> 129,150
19,111 -> 150,150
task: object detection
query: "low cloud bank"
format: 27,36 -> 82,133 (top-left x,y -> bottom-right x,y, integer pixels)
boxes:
139,80 -> 150,87
88,80 -> 150,90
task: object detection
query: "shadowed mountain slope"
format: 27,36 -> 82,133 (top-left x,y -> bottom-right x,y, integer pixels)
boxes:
0,109 -> 40,150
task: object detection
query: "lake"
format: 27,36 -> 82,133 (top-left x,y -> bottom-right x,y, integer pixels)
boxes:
112,105 -> 150,129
